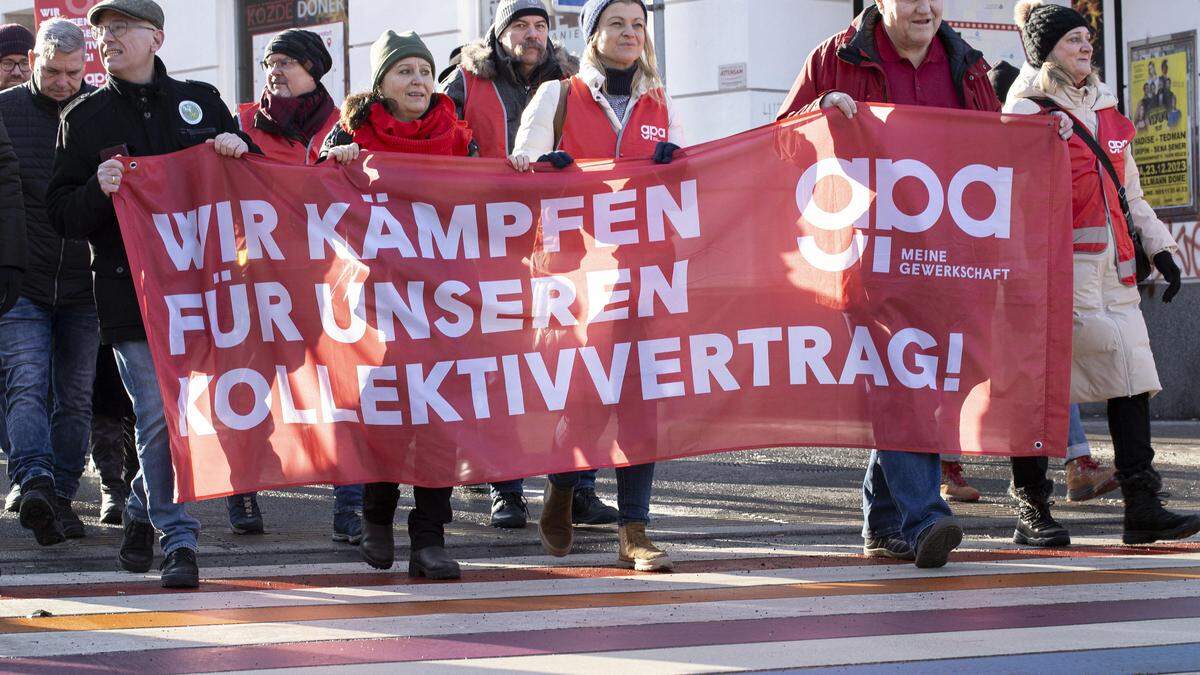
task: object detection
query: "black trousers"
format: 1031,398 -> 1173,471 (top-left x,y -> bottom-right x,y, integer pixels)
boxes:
363,482 -> 453,551
1010,392 -> 1155,488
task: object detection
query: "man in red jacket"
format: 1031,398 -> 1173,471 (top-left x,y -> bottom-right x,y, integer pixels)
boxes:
776,0 -> 997,569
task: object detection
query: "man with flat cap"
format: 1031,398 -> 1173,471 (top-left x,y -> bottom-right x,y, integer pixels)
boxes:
47,0 -> 257,589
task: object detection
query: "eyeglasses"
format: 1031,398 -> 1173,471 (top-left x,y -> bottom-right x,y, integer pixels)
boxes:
90,20 -> 157,41
260,57 -> 300,72
0,58 -> 30,74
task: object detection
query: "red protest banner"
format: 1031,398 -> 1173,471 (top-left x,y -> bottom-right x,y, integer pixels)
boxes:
33,0 -> 106,88
112,104 -> 1074,502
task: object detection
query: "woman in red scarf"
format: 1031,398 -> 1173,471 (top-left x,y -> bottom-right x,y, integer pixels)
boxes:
321,30 -> 475,163
320,31 -> 474,578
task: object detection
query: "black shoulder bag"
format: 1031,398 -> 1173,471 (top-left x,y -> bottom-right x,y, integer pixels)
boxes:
1030,97 -> 1152,282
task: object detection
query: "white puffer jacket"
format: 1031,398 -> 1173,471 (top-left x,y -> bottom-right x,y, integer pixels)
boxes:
1005,64 -> 1179,403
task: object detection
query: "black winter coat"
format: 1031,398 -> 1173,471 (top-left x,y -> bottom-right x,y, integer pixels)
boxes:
47,58 -> 255,344
0,79 -> 95,307
0,110 -> 24,273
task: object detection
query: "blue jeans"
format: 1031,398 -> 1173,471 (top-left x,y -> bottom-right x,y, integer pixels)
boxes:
550,464 -> 653,524
491,469 -> 599,497
0,298 -> 99,499
333,484 -> 363,514
113,340 -> 200,554
862,450 -> 953,547
1066,403 -> 1090,461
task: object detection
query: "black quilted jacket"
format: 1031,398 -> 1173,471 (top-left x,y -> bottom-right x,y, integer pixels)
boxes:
0,79 -> 95,307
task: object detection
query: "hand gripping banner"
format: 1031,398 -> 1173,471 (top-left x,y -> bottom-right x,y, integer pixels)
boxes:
112,104 -> 1074,502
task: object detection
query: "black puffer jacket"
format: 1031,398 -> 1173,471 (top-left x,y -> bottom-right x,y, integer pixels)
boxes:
0,79 -> 95,307
48,58 -> 255,344
0,110 -> 24,274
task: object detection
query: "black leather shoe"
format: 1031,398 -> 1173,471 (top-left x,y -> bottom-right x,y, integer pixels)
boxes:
409,546 -> 461,580
572,488 -> 619,525
54,497 -> 87,539
160,548 -> 200,589
18,477 -> 65,546
490,491 -> 528,529
119,515 -> 156,573
359,520 -> 395,570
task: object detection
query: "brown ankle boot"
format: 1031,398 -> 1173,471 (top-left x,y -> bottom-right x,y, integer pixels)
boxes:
618,522 -> 673,572
538,482 -> 574,557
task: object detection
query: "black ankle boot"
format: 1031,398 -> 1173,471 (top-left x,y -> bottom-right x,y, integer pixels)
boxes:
409,546 -> 461,580
1120,469 -> 1200,545
18,476 -> 65,546
1012,480 -> 1070,547
359,520 -> 395,569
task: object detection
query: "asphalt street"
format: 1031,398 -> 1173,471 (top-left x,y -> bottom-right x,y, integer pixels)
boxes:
4,419 -> 1199,575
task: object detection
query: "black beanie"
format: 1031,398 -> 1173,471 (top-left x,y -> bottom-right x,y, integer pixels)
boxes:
266,29 -> 333,82
988,60 -> 1021,102
1015,1 -> 1090,69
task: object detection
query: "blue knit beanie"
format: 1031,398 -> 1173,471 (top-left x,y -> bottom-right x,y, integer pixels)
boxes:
580,0 -> 647,39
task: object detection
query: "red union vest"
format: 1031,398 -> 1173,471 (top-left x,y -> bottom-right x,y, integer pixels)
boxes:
558,75 -> 669,159
461,69 -> 510,158
237,102 -> 339,166
1063,106 -> 1139,285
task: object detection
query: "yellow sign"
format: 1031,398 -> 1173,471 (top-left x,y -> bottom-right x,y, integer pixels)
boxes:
1130,36 -> 1196,214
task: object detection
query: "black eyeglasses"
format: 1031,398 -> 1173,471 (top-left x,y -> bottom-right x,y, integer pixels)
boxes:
0,58 -> 30,74
91,20 -> 157,41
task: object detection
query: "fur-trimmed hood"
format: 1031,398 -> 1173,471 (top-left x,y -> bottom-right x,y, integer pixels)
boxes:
340,91 -> 457,132
459,36 -> 578,81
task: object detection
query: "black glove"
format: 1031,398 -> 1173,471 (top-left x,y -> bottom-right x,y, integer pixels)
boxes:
653,141 -> 681,164
537,151 -> 575,170
1153,251 -> 1182,303
0,266 -> 22,317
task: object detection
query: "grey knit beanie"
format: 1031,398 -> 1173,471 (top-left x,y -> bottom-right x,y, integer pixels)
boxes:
492,0 -> 550,39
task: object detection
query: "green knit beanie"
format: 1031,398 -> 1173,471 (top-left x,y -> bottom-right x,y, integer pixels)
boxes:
371,30 -> 436,90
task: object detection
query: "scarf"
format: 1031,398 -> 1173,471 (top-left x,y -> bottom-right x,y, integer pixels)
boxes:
351,94 -> 474,157
256,85 -> 337,145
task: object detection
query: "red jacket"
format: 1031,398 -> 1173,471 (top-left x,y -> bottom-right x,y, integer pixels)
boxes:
776,7 -> 1001,117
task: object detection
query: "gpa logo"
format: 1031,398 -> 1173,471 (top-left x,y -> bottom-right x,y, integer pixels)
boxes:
1108,139 -> 1129,154
795,157 -> 1014,272
641,124 -> 668,142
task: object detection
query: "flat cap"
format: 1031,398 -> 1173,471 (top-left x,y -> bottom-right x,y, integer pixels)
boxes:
87,0 -> 165,31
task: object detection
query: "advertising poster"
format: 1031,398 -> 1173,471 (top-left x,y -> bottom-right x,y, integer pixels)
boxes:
1130,32 -> 1198,218
239,0 -> 349,104
33,0 -> 106,88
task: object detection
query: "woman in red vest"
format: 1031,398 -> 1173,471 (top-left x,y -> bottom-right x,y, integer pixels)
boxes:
1006,1 -> 1198,545
506,0 -> 682,573
321,30 -> 475,578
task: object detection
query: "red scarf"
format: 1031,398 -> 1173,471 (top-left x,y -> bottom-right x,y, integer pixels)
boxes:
351,94 -> 474,157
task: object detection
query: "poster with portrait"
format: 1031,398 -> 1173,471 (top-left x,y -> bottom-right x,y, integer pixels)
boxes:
1129,32 -> 1198,218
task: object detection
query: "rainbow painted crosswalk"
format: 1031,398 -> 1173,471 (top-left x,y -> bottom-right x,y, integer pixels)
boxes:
3,539 -> 1200,673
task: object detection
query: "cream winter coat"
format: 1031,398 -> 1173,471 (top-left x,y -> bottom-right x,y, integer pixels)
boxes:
511,56 -> 684,160
1005,64 -> 1179,403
